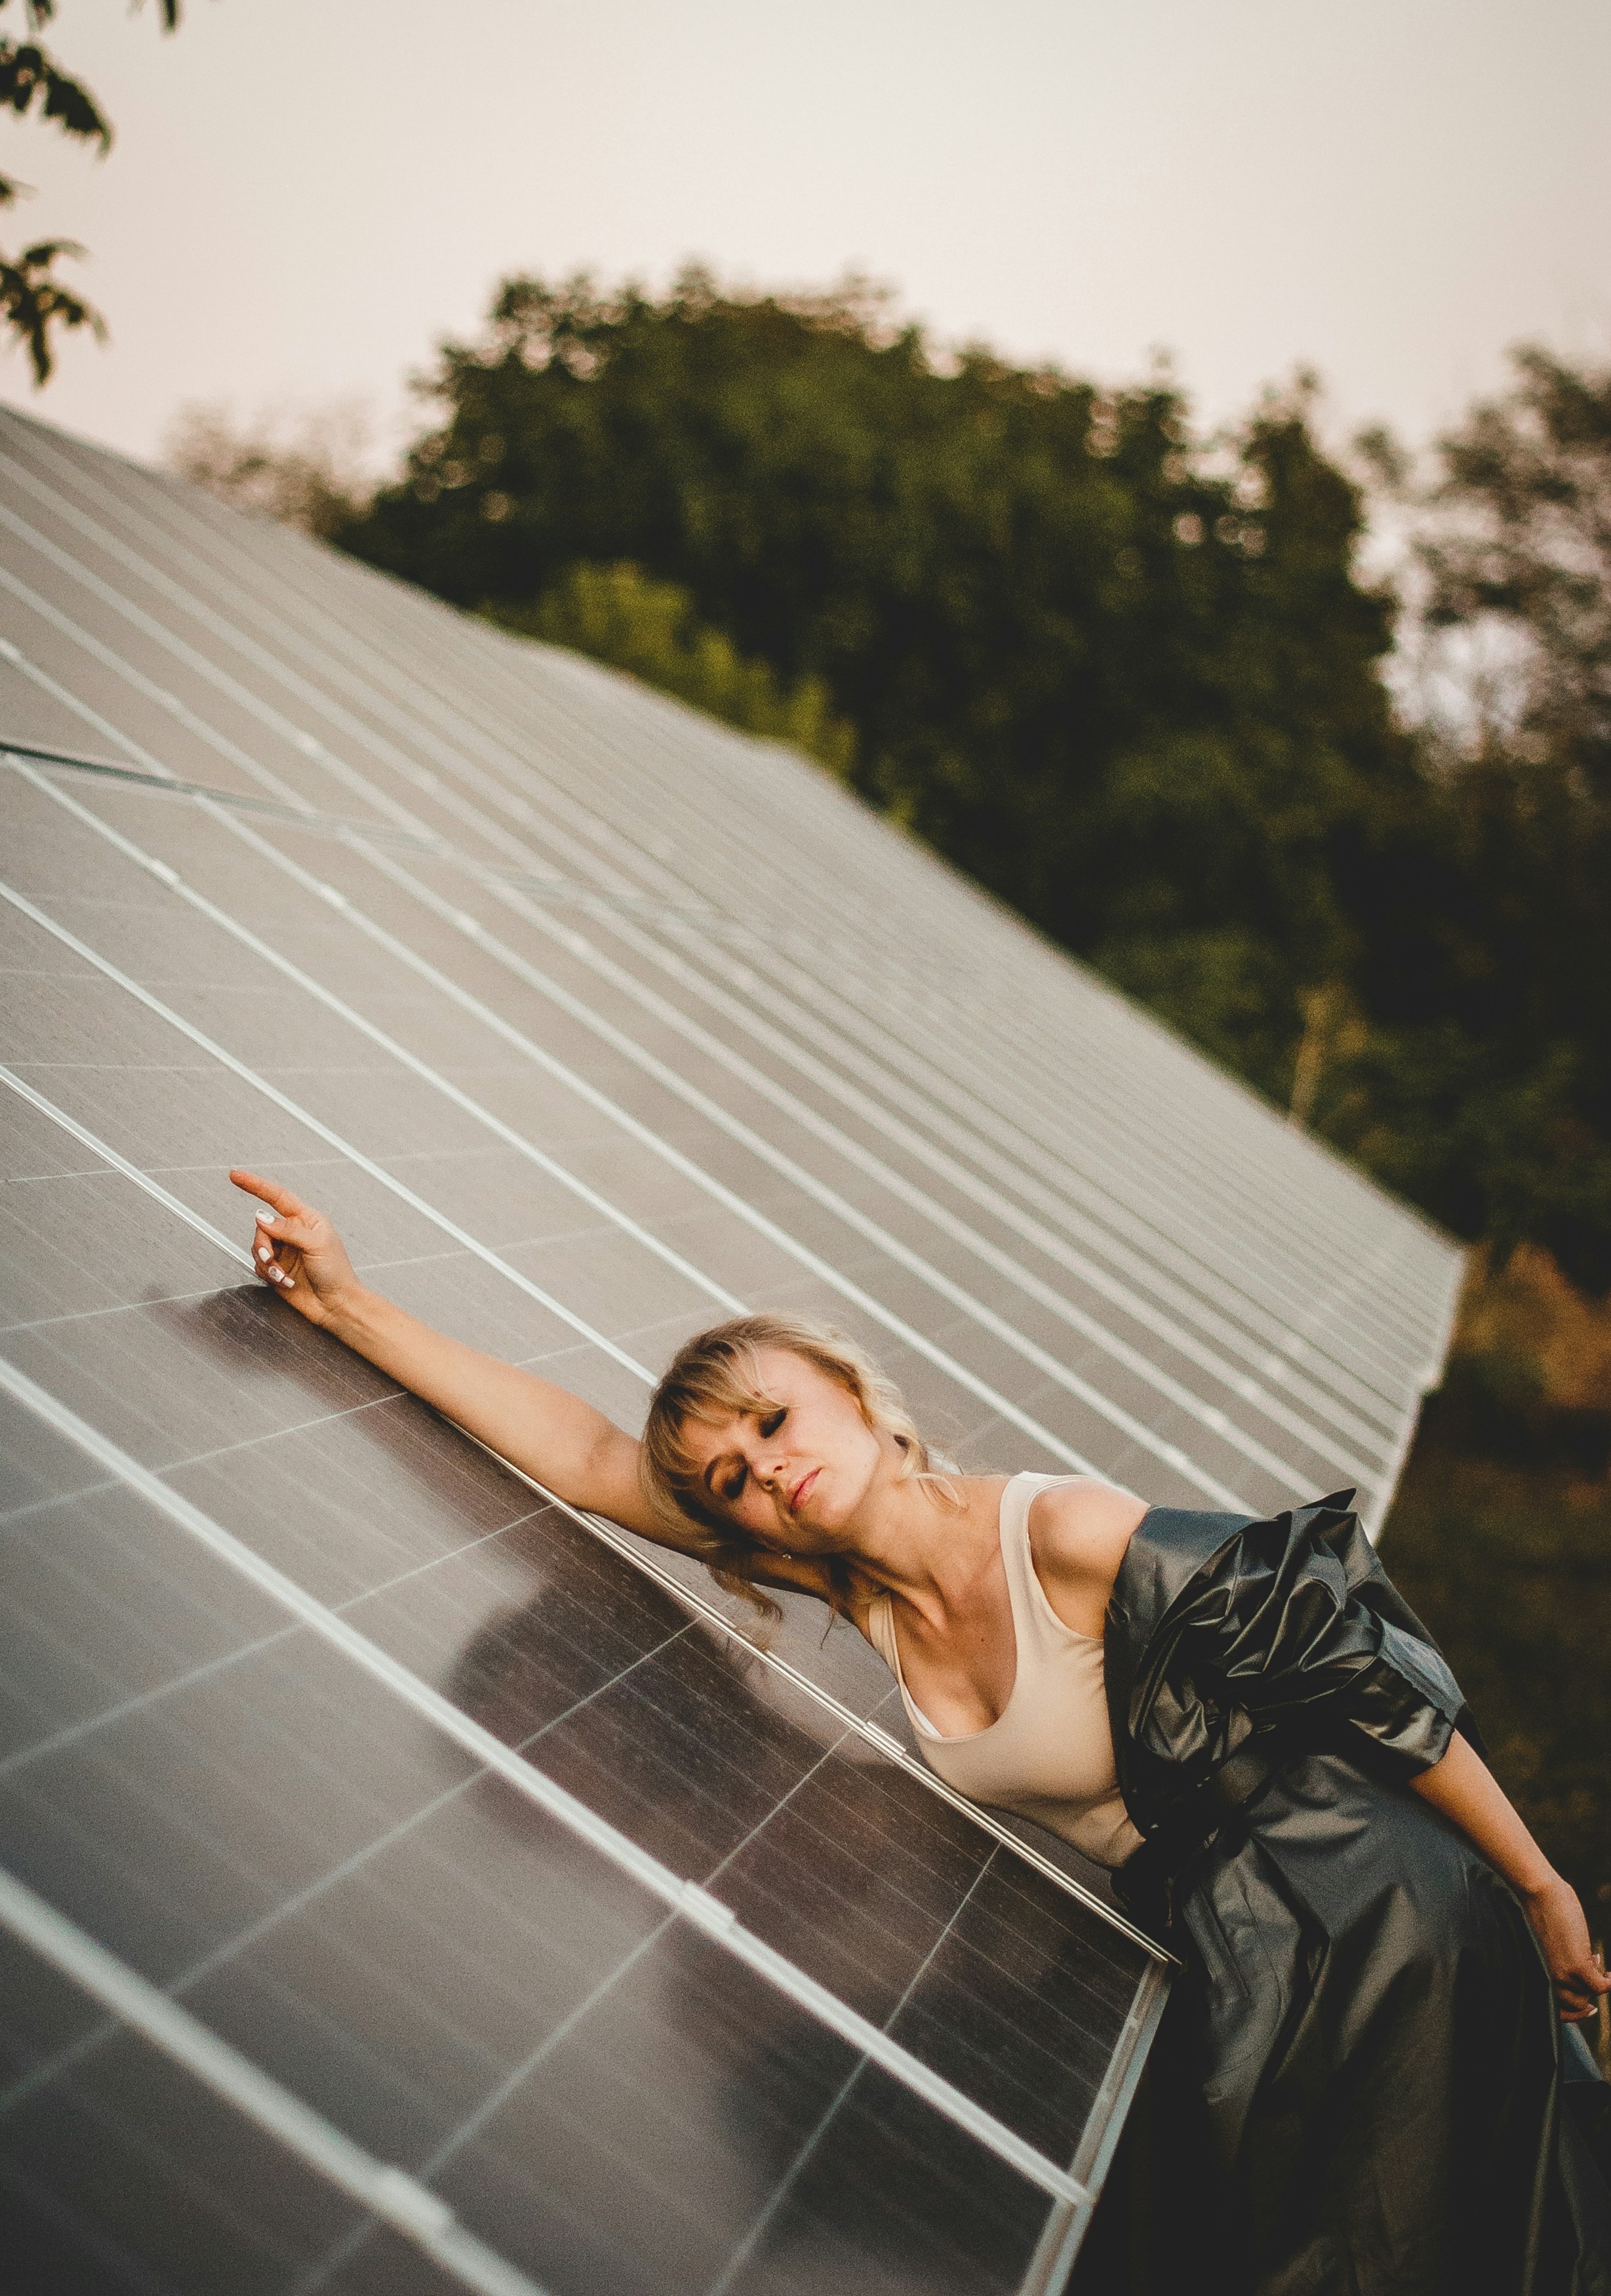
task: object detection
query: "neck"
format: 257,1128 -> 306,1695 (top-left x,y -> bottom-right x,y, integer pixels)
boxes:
838,1464 -> 1004,1617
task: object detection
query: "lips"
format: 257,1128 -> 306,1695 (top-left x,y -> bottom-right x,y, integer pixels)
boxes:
789,1468 -> 820,1516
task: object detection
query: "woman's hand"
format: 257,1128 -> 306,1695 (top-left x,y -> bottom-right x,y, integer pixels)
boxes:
229,1168 -> 363,1332
1521,1874 -> 1611,2023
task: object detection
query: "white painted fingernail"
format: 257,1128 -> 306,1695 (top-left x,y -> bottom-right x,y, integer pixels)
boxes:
257,1246 -> 271,1262
256,1212 -> 275,1227
283,1278 -> 294,1290
268,1266 -> 283,1280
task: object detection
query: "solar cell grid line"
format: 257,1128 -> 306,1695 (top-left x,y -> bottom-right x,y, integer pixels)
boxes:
0,1515 -> 1065,2296
0,424 -> 1450,1377
0,799 -> 1129,1497
0,1203 -> 1161,2259
0,875 -> 668,1391
0,418 -> 1469,2277
428,861 -> 1361,1495
0,1059 -> 255,1271
0,771 -> 1010,1506
395,721 -> 1441,1414
0,1062 -> 1135,1983
337,850 -> 1390,1488
452,725 -> 1450,1478
138,486 -> 1460,1433
0,436 -> 1460,1423
0,670 -> 1414,1506
0,806 -> 1146,1494
230,721 -> 1386,1488
470,878 -> 1394,1455
12,429 -> 1377,1469
0,1351 -> 1096,2217
0,559 -> 380,823
6,436 -> 1423,1396
0,1240 -> 1147,2296
271,825 -> 1273,1501
0,978 -> 1161,1965
0,713 -> 1389,1499
0,500 -> 1441,1579
12,739 -> 1321,1504
422,638 -> 1423,1304
3,424 -> 1450,1405
329,835 -> 1248,1503
0,1872 -> 549,2296
6,765 -> 751,1327
0,507 -> 484,842
335,620 -> 1423,1341
0,551 -> 1272,1500
554,1493 -> 1163,1952
0,615 -> 1423,1488
3,537 -> 1359,1469
1,431 -> 719,913
0,1024 -> 1163,1960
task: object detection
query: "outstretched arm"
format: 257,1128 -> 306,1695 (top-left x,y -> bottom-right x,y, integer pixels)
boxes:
231,1168 -> 666,1543
1410,1732 -> 1610,2023
232,1170 -> 848,1607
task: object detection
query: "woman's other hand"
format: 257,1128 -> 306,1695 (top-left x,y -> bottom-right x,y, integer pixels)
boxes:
229,1168 -> 361,1332
1522,1874 -> 1611,2023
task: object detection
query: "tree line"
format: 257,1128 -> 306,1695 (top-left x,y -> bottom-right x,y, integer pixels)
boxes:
316,271 -> 1610,1294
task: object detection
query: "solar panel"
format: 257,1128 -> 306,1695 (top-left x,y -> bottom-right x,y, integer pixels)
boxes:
0,403 -> 1463,2293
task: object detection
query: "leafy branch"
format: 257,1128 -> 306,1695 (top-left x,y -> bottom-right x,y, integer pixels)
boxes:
1,233 -> 103,381
0,0 -> 182,382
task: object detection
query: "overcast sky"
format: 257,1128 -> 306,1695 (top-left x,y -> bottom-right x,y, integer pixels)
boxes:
1,0 -> 1605,476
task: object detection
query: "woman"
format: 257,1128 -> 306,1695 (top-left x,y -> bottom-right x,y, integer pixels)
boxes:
231,1167 -> 1611,2293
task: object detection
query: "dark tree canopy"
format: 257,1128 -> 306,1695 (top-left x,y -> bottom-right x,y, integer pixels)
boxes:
338,285 -> 1611,1288
348,275 -> 1413,1077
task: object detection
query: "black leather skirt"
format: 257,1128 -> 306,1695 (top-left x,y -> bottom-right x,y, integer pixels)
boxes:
1078,1748 -> 1611,2295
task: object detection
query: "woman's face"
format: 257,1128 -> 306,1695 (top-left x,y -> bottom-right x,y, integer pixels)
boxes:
677,1347 -> 890,1553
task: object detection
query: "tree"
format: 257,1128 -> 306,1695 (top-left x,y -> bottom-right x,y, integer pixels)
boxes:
343,269 -> 1413,1109
0,0 -> 178,384
1326,351 -> 1611,1285
487,562 -> 856,774
165,398 -> 374,540
1422,346 -> 1611,795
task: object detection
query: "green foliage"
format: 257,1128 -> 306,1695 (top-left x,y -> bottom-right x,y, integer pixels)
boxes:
1323,351 -> 1611,1283
0,0 -> 180,384
485,561 -> 857,774
338,283 -> 1611,1284
344,271 -> 1412,1094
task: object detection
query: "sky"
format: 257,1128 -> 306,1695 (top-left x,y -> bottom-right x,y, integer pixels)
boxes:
0,0 -> 1606,479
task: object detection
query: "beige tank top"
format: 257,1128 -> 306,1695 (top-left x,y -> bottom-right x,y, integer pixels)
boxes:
865,1473 -> 1143,1869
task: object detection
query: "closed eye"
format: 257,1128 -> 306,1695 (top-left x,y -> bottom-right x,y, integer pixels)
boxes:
716,1406 -> 786,1507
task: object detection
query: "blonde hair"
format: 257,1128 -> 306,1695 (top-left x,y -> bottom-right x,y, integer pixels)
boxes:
641,1314 -> 953,1620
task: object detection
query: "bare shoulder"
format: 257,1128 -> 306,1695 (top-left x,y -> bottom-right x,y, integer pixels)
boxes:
1026,1479 -> 1149,1634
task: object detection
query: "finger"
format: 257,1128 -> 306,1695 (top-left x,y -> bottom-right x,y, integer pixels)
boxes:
254,1251 -> 296,1294
249,1234 -> 297,1290
252,1206 -> 319,1253
1555,1979 -> 1600,2011
229,1169 -> 311,1219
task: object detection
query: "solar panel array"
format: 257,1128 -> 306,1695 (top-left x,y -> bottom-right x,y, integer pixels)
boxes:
0,405 -> 1465,2295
